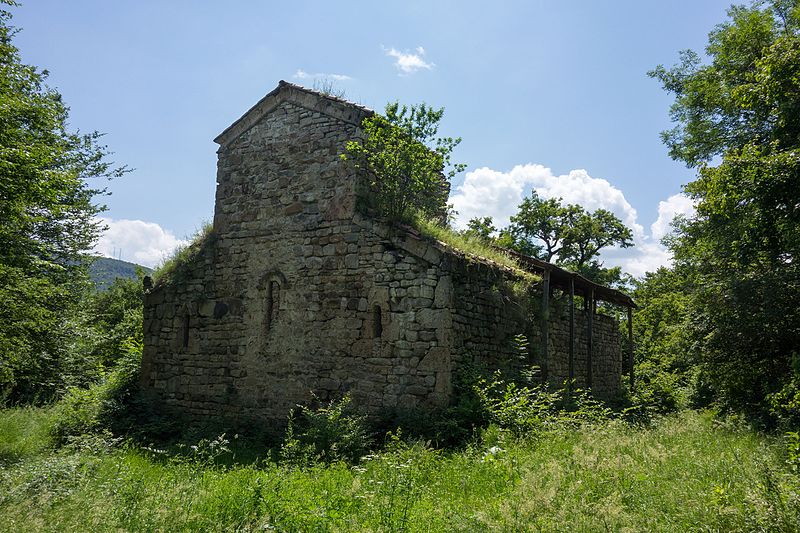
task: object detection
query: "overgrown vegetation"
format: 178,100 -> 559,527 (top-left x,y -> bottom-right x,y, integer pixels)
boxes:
280,394 -> 373,466
641,0 -> 800,428
460,195 -> 633,287
151,221 -> 214,285
2,407 -> 799,531
342,102 -> 465,221
3,0 -> 800,528
412,214 -> 538,282
0,1 -> 127,404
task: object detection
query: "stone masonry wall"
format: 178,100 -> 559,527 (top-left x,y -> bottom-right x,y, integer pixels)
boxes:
140,84 -> 623,429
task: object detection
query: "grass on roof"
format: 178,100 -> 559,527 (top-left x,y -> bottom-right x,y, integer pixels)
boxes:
411,214 -> 538,282
152,221 -> 214,285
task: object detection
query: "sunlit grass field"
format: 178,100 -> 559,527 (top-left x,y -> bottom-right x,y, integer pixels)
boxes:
1,408 -> 798,532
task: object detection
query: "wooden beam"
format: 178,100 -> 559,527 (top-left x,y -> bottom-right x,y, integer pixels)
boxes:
569,276 -> 575,393
541,269 -> 550,381
587,288 -> 594,389
628,306 -> 634,392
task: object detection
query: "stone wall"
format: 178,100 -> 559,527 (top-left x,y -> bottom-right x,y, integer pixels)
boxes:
544,305 -> 622,399
140,83 -> 623,429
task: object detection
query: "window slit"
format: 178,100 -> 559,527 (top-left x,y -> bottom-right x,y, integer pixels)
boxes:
182,314 -> 190,348
372,305 -> 383,338
266,281 -> 279,332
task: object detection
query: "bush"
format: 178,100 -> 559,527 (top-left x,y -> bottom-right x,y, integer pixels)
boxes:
280,394 -> 373,466
49,338 -> 142,445
474,371 -> 614,438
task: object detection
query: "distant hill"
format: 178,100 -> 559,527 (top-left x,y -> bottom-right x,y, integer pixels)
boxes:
88,256 -> 152,290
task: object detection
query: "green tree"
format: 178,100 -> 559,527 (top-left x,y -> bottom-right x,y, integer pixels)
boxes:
63,274 -> 144,390
507,193 -> 576,262
629,267 -> 702,414
462,216 -> 497,241
561,208 -> 633,269
504,191 -> 633,283
0,3 -> 126,403
342,102 -> 465,221
651,0 -> 800,425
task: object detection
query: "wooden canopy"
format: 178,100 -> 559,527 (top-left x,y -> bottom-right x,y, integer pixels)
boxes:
503,249 -> 636,308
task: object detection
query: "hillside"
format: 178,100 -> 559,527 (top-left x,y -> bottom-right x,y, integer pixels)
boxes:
88,256 -> 152,290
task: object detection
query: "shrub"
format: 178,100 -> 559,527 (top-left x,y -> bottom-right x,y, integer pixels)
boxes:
49,337 -> 142,445
280,394 -> 373,466
341,102 -> 465,222
474,371 -> 614,438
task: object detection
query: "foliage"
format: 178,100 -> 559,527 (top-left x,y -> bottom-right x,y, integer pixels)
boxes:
651,0 -> 800,426
508,193 -> 573,262
152,221 -> 213,285
627,267 -> 700,414
0,3 -> 127,404
412,214 -> 537,281
507,191 -> 633,268
475,372 -> 613,438
49,337 -> 142,446
280,395 -> 373,466
462,216 -> 497,242
466,194 -> 633,285
60,274 -> 144,391
342,102 -> 465,221
648,1 -> 798,167
3,408 -> 799,531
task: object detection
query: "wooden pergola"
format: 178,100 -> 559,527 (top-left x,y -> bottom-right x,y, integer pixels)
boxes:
504,249 -> 637,392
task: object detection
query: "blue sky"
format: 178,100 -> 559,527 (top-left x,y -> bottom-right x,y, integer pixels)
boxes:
15,1 -> 732,274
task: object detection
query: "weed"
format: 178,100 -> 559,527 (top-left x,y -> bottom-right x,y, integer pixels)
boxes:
411,214 -> 538,282
152,222 -> 214,285
280,394 -> 373,466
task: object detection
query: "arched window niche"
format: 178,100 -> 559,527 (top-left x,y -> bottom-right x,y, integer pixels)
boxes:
177,304 -> 191,350
258,271 -> 287,334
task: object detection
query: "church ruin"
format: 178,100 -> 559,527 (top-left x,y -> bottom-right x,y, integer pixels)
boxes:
140,81 -> 635,425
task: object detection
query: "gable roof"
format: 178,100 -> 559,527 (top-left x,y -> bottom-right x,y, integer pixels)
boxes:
215,81 -> 635,309
380,220 -> 635,309
214,80 -> 373,147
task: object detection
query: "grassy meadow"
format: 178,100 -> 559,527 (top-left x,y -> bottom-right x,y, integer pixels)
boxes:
1,407 -> 798,532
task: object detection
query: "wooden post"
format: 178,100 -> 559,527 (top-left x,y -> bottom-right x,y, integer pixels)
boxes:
568,277 -> 575,394
628,306 -> 634,392
541,269 -> 550,381
587,288 -> 594,389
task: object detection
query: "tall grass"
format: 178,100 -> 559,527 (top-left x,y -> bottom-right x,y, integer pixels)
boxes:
1,408 -> 797,531
0,407 -> 53,464
411,215 -> 537,281
152,221 -> 214,285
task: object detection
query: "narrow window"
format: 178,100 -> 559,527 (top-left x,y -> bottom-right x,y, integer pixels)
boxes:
372,305 -> 383,338
182,313 -> 190,348
266,281 -> 280,332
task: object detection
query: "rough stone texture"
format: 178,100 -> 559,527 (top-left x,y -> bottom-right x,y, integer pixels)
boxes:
141,82 -> 623,428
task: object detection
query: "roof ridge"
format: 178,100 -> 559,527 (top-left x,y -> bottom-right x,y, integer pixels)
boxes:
276,80 -> 373,114
214,80 -> 373,147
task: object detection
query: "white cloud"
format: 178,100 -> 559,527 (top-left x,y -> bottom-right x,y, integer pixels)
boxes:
450,164 -> 642,236
293,69 -> 351,82
651,193 -> 695,242
94,217 -> 188,268
449,164 -> 691,277
383,46 -> 434,74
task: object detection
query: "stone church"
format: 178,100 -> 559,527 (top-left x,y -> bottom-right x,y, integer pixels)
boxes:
140,81 -> 635,425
